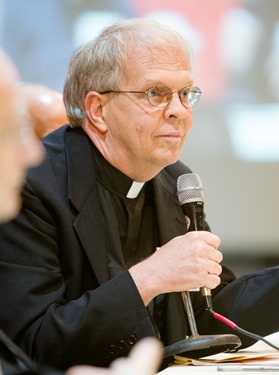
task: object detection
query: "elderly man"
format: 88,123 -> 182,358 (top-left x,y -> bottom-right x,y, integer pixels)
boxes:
0,18 -> 279,372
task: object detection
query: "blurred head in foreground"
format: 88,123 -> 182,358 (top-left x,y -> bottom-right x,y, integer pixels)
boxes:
0,49 -> 44,221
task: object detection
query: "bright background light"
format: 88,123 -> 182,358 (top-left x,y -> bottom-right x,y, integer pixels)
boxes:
227,104 -> 279,162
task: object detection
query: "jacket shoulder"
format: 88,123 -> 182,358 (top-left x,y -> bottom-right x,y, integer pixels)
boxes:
41,125 -> 70,155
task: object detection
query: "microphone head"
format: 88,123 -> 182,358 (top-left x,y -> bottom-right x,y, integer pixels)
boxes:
177,173 -> 205,205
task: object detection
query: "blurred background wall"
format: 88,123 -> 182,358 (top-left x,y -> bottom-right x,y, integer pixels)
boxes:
1,0 -> 279,276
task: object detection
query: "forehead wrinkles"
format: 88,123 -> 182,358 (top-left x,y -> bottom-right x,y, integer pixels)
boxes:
124,47 -> 190,82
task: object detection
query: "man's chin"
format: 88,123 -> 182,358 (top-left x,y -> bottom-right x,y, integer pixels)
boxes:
160,153 -> 180,168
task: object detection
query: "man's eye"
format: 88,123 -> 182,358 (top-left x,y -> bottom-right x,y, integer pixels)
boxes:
148,88 -> 159,97
180,88 -> 190,99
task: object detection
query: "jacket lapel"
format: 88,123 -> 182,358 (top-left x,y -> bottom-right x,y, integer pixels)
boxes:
65,128 -> 109,284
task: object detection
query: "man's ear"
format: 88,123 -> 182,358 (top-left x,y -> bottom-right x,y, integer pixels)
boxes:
84,91 -> 107,133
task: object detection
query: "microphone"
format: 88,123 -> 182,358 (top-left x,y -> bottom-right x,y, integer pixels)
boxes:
177,172 -> 212,309
162,172 -> 241,359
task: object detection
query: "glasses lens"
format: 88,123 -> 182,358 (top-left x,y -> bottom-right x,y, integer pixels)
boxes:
147,87 -> 172,107
185,87 -> 201,108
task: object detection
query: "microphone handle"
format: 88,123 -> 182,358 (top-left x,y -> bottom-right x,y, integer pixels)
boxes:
182,202 -> 213,309
200,286 -> 212,309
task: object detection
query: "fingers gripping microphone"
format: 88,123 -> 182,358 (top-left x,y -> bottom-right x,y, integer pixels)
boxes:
177,172 -> 212,309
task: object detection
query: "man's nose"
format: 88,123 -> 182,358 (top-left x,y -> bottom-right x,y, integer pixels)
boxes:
165,92 -> 190,119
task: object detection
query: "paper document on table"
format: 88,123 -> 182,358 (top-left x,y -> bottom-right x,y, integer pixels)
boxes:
173,331 -> 279,366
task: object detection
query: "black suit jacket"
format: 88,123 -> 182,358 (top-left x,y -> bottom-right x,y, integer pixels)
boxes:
1,126 -> 279,370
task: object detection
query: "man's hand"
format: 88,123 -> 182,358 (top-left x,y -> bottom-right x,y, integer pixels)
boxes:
129,231 -> 222,305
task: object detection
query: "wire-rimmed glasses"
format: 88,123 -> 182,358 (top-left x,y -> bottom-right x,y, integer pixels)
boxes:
100,86 -> 202,109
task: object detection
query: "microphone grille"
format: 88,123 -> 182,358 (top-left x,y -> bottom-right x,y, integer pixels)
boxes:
177,173 -> 205,204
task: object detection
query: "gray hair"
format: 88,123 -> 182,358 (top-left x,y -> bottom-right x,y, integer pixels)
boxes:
63,18 -> 193,128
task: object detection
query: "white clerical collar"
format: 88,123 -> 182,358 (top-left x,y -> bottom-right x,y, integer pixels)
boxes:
126,181 -> 145,199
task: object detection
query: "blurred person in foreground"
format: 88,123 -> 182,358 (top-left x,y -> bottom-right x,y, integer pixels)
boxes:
0,50 -> 43,222
16,83 -> 68,139
0,47 -> 162,375
0,17 -> 279,372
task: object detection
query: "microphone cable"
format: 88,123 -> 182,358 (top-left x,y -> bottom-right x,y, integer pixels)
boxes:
207,307 -> 279,352
177,174 -> 279,353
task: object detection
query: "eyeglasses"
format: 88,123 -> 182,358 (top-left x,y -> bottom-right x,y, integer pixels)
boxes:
100,86 -> 202,109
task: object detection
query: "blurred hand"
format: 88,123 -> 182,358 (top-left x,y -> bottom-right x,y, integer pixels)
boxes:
66,337 -> 162,375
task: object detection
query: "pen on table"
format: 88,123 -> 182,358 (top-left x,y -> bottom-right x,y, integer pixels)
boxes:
217,365 -> 279,371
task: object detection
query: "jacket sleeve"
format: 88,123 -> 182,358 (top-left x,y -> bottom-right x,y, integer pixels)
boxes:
0,181 -> 158,370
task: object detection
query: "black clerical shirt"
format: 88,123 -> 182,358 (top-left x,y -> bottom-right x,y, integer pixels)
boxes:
92,144 -> 158,273
92,144 -> 165,338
